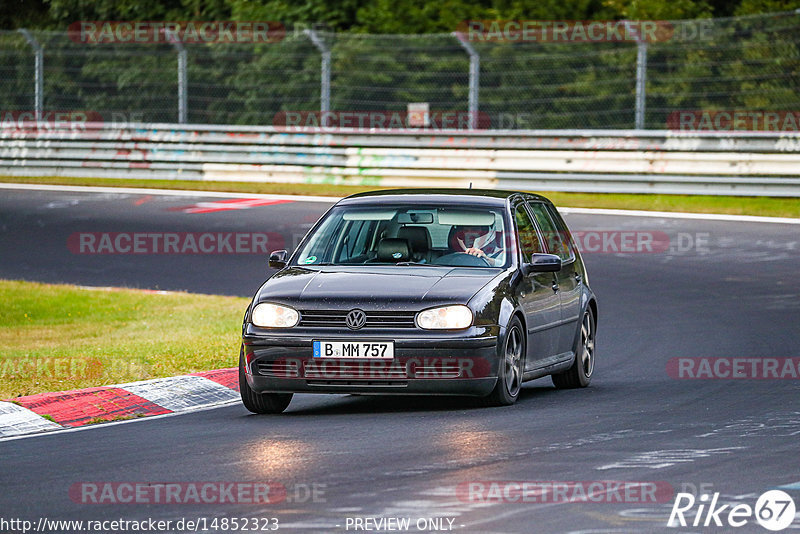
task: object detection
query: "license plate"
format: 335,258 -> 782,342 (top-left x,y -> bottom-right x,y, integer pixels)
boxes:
313,341 -> 394,359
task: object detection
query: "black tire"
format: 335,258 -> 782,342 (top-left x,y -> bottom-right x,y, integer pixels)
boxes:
484,316 -> 525,406
239,347 -> 293,414
552,306 -> 595,389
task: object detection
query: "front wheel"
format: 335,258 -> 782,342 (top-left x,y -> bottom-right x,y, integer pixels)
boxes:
483,317 -> 525,406
239,347 -> 293,414
552,307 -> 595,389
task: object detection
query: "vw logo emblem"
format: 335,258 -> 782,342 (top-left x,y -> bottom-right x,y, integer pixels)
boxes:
345,309 -> 367,330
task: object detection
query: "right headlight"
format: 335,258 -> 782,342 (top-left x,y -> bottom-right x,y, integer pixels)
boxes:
416,305 -> 473,330
251,303 -> 300,328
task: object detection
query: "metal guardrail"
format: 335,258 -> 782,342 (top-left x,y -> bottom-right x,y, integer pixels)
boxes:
1,123 -> 799,196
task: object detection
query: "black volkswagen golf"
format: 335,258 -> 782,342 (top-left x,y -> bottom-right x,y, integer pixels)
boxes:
240,189 -> 597,413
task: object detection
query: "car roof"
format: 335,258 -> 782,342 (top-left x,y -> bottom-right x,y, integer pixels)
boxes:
338,188 -> 551,206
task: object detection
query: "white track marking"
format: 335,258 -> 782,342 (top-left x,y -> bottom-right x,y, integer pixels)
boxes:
559,207 -> 800,224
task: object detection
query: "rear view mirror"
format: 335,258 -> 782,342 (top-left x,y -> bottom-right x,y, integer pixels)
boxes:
269,249 -> 288,269
398,212 -> 434,224
522,253 -> 562,274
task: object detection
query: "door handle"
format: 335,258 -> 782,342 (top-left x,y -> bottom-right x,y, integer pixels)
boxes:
575,273 -> 582,284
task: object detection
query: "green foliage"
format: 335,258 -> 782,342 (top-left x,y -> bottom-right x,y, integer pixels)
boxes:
230,0 -> 362,31
2,0 -> 795,32
735,0 -> 800,15
0,2 -> 798,129
644,14 -> 800,127
42,0 -> 232,28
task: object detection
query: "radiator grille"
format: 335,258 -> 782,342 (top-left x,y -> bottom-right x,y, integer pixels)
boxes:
299,310 -> 417,329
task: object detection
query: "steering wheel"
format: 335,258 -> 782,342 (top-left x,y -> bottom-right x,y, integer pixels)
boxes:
432,252 -> 491,267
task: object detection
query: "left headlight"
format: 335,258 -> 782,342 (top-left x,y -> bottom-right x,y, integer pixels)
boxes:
251,303 -> 300,328
416,305 -> 473,330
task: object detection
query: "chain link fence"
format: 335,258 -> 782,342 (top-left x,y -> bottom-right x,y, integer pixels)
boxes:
1,11 -> 798,129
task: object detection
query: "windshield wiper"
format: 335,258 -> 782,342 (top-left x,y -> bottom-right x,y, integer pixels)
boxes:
395,261 -> 437,266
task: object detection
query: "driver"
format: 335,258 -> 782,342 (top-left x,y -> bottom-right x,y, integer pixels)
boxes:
450,225 -> 505,266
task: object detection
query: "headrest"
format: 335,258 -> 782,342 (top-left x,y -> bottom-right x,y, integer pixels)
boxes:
397,226 -> 431,252
377,238 -> 410,262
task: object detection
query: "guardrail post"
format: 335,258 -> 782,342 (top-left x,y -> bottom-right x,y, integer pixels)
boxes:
453,32 -> 480,130
164,29 -> 187,124
305,30 -> 331,114
17,29 -> 43,122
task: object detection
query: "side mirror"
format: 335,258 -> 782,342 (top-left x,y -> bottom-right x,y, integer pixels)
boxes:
522,253 -> 562,274
268,249 -> 288,270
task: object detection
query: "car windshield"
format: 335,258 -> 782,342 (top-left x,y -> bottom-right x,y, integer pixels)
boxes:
294,204 -> 513,268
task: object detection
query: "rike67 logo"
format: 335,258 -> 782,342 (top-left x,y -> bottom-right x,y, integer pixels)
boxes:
669,490 -> 796,531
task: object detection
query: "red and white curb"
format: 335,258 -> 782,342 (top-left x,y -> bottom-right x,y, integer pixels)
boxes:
0,368 -> 238,438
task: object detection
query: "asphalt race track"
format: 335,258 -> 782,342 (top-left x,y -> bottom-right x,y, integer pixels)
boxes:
1,186 -> 799,533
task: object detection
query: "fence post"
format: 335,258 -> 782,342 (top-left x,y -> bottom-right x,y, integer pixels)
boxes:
17,29 -> 43,121
164,29 -> 187,124
453,32 -> 480,129
624,21 -> 649,130
635,40 -> 648,129
305,30 -> 331,114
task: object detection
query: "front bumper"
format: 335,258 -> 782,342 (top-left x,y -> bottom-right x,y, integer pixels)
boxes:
242,325 -> 500,396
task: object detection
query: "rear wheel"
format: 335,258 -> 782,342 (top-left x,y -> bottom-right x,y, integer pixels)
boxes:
239,347 -> 293,414
552,307 -> 595,389
484,317 -> 525,406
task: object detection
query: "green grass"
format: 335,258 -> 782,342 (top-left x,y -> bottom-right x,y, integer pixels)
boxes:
2,175 -> 799,218
85,414 -> 143,425
0,280 -> 249,399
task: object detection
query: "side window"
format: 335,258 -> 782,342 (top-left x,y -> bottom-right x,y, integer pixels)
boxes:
544,203 -> 577,260
526,202 -> 573,262
336,220 -> 372,262
352,220 -> 374,256
514,204 -> 542,262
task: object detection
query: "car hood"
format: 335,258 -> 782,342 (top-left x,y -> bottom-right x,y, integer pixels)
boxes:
256,265 -> 501,309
